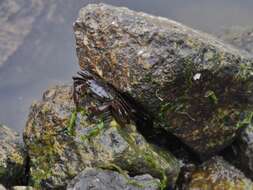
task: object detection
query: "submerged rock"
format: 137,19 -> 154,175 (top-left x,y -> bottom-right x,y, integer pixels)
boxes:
0,124 -> 26,187
24,85 -> 180,189
67,168 -> 161,190
74,3 -> 253,157
184,157 -> 253,190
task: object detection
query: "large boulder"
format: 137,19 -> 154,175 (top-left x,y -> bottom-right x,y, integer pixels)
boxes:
0,124 -> 26,187
182,157 -> 253,190
74,3 -> 253,157
23,85 -> 180,189
67,168 -> 161,190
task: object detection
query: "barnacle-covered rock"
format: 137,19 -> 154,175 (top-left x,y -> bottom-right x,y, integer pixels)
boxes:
0,124 -> 26,187
74,3 -> 253,157
23,85 -> 180,189
184,157 -> 253,190
67,168 -> 161,190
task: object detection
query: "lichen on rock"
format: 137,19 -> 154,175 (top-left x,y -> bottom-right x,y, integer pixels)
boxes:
74,3 -> 253,157
0,124 -> 26,187
24,85 -> 180,189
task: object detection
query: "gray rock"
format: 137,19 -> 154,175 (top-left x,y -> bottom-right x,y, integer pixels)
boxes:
74,3 -> 253,157
24,85 -> 180,189
0,124 -> 26,187
183,156 -> 253,190
67,168 -> 161,190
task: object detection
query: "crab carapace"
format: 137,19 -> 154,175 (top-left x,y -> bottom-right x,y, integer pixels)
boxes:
72,69 -> 152,127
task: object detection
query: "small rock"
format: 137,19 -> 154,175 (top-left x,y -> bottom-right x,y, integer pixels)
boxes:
184,156 -> 253,190
24,85 -> 180,189
67,168 -> 161,190
0,124 -> 26,187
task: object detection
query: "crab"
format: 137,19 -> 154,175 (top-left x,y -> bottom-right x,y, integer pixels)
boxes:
73,69 -> 150,126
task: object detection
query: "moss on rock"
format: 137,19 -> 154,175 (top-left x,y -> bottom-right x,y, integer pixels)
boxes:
24,85 -> 180,189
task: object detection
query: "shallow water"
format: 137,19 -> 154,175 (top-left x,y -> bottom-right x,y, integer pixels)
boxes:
0,0 -> 253,132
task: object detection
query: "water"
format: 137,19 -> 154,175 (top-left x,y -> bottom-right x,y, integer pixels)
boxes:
0,0 -> 253,133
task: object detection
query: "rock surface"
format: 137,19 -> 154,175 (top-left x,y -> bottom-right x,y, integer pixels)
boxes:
219,27 -> 253,56
183,157 -> 253,190
67,168 -> 161,190
24,85 -> 179,189
74,3 -> 253,157
0,124 -> 26,187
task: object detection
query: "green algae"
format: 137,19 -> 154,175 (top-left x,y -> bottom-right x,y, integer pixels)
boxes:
204,90 -> 218,104
67,110 -> 77,136
236,111 -> 253,129
80,120 -> 105,141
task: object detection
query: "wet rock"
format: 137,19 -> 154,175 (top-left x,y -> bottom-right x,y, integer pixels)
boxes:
24,85 -> 180,189
0,124 -> 26,187
183,157 -> 253,190
218,26 -> 253,56
67,168 -> 161,190
74,3 -> 253,157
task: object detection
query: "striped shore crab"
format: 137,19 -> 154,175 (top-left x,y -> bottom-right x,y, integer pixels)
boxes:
73,69 -> 151,127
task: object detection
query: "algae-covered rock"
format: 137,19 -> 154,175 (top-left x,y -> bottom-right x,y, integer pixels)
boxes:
0,124 -> 26,187
185,157 -> 253,190
67,168 -> 161,190
24,85 -> 180,189
74,3 -> 253,157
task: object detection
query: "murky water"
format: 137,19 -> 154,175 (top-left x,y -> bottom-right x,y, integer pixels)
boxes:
1,0 -> 253,132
